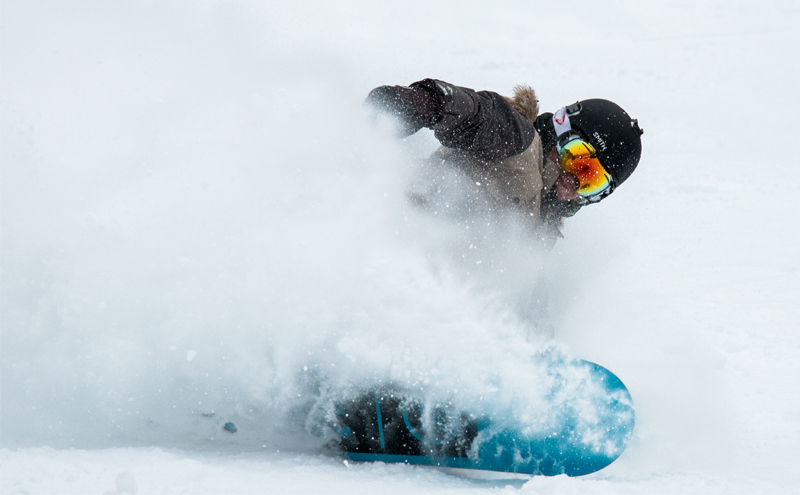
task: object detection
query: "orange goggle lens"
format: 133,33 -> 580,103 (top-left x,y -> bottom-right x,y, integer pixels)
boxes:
558,138 -> 612,198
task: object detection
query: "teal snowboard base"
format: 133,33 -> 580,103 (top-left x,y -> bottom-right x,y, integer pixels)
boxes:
333,360 -> 634,476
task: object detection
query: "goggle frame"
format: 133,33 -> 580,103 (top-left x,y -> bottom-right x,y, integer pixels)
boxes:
556,132 -> 615,204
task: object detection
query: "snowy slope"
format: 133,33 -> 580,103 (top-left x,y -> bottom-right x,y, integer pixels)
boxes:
2,1 -> 799,494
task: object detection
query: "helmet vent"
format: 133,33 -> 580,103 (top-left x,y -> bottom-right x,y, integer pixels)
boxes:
631,119 -> 644,136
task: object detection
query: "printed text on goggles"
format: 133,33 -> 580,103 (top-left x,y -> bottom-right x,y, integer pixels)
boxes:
552,107 -> 613,202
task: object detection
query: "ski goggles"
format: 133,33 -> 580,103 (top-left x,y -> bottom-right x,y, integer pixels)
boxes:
558,137 -> 613,200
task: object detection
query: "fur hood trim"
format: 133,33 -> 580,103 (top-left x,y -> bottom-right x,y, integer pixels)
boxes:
505,85 -> 539,124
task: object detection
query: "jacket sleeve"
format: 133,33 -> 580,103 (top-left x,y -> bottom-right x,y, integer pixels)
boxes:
411,79 -> 537,162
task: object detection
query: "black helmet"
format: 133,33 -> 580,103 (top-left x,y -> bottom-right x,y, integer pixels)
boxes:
562,99 -> 643,188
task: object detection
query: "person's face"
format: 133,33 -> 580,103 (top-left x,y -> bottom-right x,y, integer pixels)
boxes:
556,172 -> 580,201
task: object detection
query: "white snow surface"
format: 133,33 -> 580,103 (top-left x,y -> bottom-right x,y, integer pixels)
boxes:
2,1 -> 799,494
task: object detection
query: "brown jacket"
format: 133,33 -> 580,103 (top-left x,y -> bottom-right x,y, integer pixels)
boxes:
416,80 -> 561,227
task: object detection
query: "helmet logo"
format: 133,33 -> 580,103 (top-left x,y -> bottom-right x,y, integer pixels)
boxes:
553,108 -> 572,137
593,131 -> 608,151
554,108 -> 566,125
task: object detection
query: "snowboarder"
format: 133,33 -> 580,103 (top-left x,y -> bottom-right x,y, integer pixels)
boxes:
365,79 -> 643,246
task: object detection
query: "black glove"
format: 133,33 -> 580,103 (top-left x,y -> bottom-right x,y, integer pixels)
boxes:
365,84 -> 440,136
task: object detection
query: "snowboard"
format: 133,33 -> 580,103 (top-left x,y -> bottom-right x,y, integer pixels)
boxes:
332,359 -> 634,476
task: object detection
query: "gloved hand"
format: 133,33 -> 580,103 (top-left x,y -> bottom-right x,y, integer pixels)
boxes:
365,84 -> 438,136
